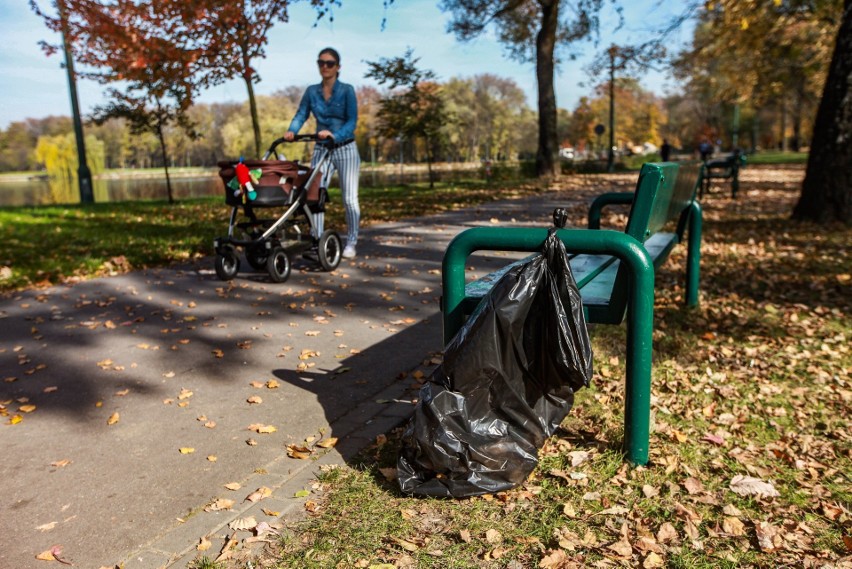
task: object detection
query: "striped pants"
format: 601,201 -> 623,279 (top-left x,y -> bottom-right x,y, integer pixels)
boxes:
310,141 -> 360,246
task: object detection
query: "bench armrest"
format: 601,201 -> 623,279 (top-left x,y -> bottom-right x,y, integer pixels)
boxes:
442,226 -> 656,465
588,192 -> 635,229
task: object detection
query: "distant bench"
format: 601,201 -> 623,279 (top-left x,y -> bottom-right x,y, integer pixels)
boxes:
701,150 -> 745,198
441,162 -> 704,465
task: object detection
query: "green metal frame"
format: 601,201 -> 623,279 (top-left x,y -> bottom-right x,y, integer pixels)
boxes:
442,227 -> 655,465
440,162 -> 704,466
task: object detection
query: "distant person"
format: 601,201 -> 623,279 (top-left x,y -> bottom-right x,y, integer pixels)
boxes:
660,139 -> 672,162
285,47 -> 360,259
699,139 -> 713,162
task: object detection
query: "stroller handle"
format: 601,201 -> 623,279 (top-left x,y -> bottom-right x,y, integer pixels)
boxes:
264,134 -> 350,159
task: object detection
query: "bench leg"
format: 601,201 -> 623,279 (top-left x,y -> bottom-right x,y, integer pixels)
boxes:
686,202 -> 702,306
624,254 -> 656,466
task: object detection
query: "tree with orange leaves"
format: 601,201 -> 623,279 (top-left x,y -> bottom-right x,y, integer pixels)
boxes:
32,0 -> 206,202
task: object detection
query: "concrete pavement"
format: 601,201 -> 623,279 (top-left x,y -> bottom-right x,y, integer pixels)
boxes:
0,181 -> 624,568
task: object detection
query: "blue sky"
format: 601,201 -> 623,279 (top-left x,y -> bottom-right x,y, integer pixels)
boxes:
0,0 -> 695,130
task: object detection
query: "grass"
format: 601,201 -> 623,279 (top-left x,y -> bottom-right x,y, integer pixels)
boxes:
244,165 -> 850,569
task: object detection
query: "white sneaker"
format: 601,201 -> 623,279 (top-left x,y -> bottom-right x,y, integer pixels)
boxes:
342,244 -> 357,259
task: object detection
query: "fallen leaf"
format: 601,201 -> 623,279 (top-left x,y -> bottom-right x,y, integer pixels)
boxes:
19,404 -> 36,413
460,529 -> 472,543
229,516 -> 257,531
316,437 -> 338,449
539,549 -> 568,568
755,521 -> 780,551
178,447 -> 195,454
197,536 -> 212,551
50,459 -> 71,468
205,498 -> 235,512
107,412 -> 120,425
262,508 -> 280,516
294,489 -> 310,498
224,482 -> 241,491
245,487 -> 272,502
266,379 -> 279,389
394,538 -> 419,552
247,395 -> 263,405
608,538 -> 633,557
207,455 -> 217,462
643,552 -> 665,568
485,529 -> 502,543
683,477 -> 705,495
36,522 -> 58,531
729,475 -> 780,498
656,522 -> 678,543
722,516 -> 746,536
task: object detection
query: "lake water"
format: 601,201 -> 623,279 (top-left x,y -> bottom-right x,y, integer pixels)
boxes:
0,166 -> 483,207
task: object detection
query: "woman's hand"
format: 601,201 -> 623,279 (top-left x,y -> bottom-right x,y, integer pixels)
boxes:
317,130 -> 334,140
283,131 -> 295,142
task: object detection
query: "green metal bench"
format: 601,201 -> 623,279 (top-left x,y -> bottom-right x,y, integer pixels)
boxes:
441,162 -> 704,466
701,150 -> 745,199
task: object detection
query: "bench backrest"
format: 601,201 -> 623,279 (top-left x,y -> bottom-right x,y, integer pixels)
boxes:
623,162 -> 680,242
603,161 -> 700,323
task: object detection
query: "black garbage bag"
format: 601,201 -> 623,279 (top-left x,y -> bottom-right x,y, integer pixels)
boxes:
398,228 -> 593,497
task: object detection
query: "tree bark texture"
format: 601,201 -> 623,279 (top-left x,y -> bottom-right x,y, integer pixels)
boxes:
156,123 -> 175,204
794,0 -> 852,225
244,73 -> 262,159
535,0 -> 559,178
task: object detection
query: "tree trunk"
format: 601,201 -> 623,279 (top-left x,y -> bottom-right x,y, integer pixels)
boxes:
244,72 -> 262,159
156,122 -> 175,204
535,0 -> 559,178
793,0 -> 852,225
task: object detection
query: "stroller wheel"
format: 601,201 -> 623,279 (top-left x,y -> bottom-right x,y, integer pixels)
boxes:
317,230 -> 342,271
215,247 -> 240,281
246,245 -> 269,271
267,247 -> 291,283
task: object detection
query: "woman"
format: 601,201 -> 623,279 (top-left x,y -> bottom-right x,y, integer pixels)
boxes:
284,47 -> 360,259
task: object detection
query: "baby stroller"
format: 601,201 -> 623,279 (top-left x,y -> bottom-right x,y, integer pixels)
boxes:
213,134 -> 343,283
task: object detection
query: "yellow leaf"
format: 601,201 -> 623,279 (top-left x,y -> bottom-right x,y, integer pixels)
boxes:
740,17 -> 749,30
35,550 -> 56,561
247,396 -> 262,405
19,404 -> 36,413
197,536 -> 212,551
316,437 -> 338,449
266,379 -> 280,389
207,455 -> 217,462
179,447 -> 195,454
107,412 -> 120,425
262,508 -> 280,516
9,414 -> 23,424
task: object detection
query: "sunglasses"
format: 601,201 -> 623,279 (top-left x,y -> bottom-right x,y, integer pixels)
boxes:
317,59 -> 338,68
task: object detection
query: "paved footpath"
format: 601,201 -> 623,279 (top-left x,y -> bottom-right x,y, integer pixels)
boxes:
0,186 -> 610,568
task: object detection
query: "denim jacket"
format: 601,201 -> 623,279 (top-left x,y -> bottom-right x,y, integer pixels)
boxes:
287,80 -> 358,143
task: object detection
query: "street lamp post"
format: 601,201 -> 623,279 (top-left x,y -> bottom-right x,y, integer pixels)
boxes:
607,46 -> 616,173
60,5 -> 93,203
